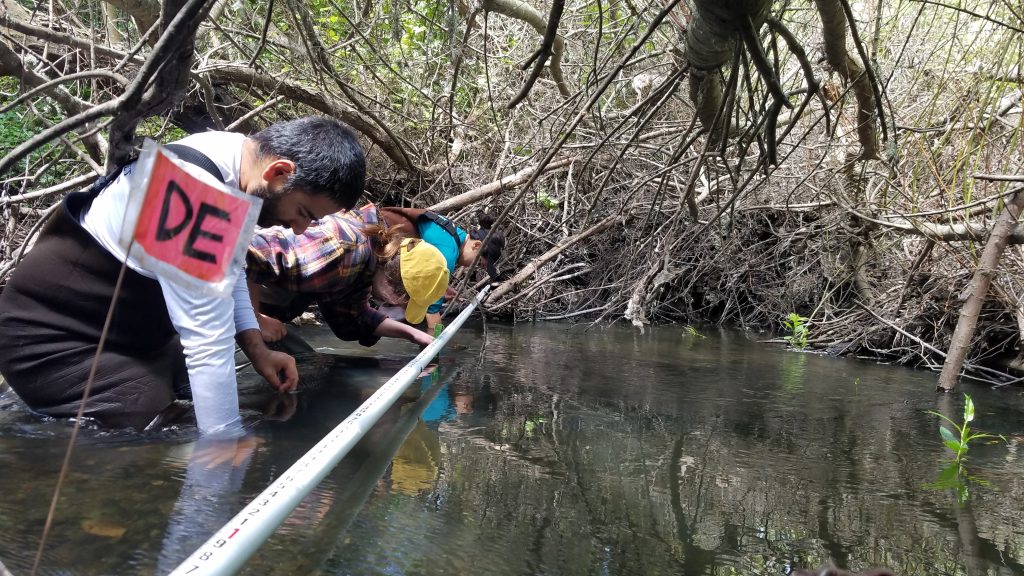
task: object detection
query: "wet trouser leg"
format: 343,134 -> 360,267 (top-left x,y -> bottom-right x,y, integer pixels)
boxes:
1,335 -> 188,430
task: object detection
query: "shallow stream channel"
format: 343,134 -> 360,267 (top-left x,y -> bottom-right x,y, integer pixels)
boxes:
1,323 -> 1023,575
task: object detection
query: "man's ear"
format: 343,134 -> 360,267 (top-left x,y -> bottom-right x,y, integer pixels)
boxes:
470,239 -> 483,251
260,158 -> 296,185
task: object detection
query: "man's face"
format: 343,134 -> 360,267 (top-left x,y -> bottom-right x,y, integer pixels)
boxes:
246,156 -> 344,234
252,184 -> 341,235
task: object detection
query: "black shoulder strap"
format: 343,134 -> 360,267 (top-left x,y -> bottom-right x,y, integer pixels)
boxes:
420,211 -> 463,248
164,143 -> 225,184
87,143 -> 225,197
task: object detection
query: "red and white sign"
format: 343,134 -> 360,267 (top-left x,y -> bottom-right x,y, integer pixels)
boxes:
120,141 -> 261,295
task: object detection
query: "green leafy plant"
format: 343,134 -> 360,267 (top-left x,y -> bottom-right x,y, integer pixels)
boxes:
925,395 -> 1006,503
781,313 -> 809,349
682,325 -> 705,339
535,191 -> 560,210
927,394 -> 1004,466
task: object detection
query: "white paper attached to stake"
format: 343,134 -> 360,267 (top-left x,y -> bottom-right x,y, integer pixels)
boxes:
118,140 -> 262,295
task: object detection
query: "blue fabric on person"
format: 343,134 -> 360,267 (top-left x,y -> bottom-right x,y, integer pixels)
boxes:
417,216 -> 467,314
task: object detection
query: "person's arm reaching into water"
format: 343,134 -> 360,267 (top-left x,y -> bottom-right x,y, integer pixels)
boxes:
159,278 -> 246,437
374,317 -> 434,347
236,329 -> 298,392
235,268 -> 296,391
247,278 -> 288,342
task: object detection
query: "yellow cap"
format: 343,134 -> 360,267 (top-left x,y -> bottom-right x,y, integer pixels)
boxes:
399,238 -> 450,324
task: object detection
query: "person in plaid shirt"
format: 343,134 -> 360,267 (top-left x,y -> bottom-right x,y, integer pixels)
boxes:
247,204 -> 447,348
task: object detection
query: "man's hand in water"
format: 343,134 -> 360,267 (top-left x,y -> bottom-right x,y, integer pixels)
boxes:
257,313 -> 287,342
193,436 -> 265,469
237,329 -> 299,392
253,350 -> 298,393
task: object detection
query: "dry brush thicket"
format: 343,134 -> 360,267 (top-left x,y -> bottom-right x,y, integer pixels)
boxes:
0,0 -> 1023,384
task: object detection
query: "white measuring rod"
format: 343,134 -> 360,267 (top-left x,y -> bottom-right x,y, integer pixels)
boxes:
169,286 -> 490,576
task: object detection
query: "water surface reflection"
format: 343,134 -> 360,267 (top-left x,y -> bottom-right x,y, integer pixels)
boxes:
1,323 -> 1023,575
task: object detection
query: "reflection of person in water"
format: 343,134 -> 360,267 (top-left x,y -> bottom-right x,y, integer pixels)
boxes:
155,434 -> 261,573
157,359 -> 431,573
418,370 -> 498,429
155,377 -> 360,573
389,418 -> 442,495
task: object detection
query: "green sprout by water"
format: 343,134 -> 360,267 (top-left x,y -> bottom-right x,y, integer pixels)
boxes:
927,394 -> 1004,466
782,313 -> 809,349
925,395 -> 1006,503
683,325 -> 705,339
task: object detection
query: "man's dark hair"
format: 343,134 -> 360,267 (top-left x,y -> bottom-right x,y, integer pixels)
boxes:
250,116 -> 365,209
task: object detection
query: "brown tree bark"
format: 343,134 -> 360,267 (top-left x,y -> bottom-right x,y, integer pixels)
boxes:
938,189 -> 1024,391
813,0 -> 880,159
104,0 -> 219,169
684,0 -> 773,138
103,0 -> 161,41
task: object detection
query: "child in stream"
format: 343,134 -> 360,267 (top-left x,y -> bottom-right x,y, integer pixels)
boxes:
371,207 -> 506,331
251,205 -> 505,343
246,205 -> 450,350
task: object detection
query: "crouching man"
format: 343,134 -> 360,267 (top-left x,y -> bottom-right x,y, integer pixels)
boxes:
0,116 -> 364,437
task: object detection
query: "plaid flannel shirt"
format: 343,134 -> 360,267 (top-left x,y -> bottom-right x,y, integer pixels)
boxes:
246,205 -> 387,346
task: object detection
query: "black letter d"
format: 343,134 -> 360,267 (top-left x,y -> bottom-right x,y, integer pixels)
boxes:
156,180 -> 193,241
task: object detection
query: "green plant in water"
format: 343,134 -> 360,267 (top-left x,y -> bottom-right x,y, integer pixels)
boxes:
927,394 -> 1004,466
781,313 -> 809,349
682,325 -> 705,339
925,394 -> 1006,503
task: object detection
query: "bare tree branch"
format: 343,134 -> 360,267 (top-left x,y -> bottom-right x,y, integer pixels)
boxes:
507,0 -> 565,108
483,0 -> 571,98
486,214 -> 620,304
430,157 -> 576,212
202,65 -> 423,174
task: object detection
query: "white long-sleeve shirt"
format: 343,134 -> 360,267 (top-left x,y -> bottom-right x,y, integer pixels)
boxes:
82,131 -> 257,436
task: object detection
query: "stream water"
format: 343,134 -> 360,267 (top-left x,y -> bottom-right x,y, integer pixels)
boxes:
1,323 -> 1023,575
